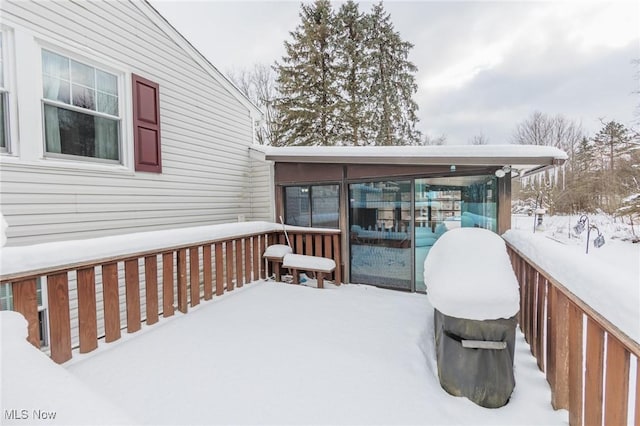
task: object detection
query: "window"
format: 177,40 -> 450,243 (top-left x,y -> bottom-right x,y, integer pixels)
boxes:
0,32 -> 8,151
284,185 -> 340,228
41,49 -> 120,162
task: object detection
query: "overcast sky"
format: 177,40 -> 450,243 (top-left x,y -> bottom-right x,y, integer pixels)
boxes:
150,1 -> 640,144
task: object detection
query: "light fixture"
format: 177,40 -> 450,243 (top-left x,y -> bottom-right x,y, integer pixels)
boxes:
450,165 -> 456,172
573,215 -> 605,254
494,165 -> 513,178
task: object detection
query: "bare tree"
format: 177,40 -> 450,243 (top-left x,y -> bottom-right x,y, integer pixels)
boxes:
469,133 -> 489,145
422,133 -> 447,145
228,64 -> 282,145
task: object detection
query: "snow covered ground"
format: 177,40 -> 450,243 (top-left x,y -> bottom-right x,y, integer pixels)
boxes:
508,214 -> 639,343
2,214 -> 636,425
2,282 -> 566,425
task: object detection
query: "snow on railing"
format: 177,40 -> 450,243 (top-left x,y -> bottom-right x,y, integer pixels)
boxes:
0,222 -> 342,364
506,243 -> 639,426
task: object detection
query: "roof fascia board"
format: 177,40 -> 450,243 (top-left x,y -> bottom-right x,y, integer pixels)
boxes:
263,154 -> 564,167
137,1 -> 263,119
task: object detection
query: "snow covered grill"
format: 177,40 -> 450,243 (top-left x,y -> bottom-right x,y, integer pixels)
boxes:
281,254 -> 337,289
424,227 -> 520,408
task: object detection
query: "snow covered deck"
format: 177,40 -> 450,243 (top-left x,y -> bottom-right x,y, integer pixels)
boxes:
12,281 -> 566,425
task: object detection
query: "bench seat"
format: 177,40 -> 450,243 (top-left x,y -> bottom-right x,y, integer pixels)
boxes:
282,254 -> 337,289
263,245 -> 293,281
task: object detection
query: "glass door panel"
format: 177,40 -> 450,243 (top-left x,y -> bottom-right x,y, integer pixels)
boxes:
415,176 -> 497,292
349,180 -> 412,290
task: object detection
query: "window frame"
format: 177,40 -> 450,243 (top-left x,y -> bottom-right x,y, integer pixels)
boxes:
283,184 -> 341,228
40,48 -> 124,165
0,28 -> 12,154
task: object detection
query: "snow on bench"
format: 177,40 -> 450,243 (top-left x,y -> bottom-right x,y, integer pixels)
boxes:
282,253 -> 337,289
263,244 -> 293,281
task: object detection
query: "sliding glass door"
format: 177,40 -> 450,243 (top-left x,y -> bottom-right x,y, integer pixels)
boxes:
349,180 -> 412,290
414,176 -> 497,292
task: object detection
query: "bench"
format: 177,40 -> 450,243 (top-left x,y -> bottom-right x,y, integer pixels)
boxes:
263,244 -> 293,281
281,253 -> 337,289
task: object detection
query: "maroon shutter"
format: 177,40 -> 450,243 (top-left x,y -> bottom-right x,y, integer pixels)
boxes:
132,74 -> 162,173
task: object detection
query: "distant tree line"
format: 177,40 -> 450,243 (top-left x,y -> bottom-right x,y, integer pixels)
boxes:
513,111 -> 640,225
230,0 -> 422,147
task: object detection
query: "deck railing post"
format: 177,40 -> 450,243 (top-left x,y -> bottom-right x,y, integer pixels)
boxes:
11,278 -> 40,348
77,267 -> 98,353
47,272 -> 72,364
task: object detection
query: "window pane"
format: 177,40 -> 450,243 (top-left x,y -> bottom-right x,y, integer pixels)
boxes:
0,283 -> 12,311
0,93 -> 5,149
43,76 -> 71,103
96,70 -> 117,95
44,104 -> 119,161
72,84 -> 95,110
0,33 -> 4,87
70,60 -> 95,88
311,185 -> 339,228
42,50 -> 69,80
285,186 -> 310,226
97,92 -> 118,116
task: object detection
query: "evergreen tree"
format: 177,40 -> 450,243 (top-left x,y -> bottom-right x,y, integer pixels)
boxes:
335,1 -> 370,146
365,2 -> 421,146
592,121 -> 632,214
274,0 -> 341,146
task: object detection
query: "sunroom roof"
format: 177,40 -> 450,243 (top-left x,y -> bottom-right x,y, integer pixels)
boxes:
256,145 -> 567,169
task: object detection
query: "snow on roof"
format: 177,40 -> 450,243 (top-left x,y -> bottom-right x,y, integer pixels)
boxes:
256,144 -> 567,170
424,227 -> 520,321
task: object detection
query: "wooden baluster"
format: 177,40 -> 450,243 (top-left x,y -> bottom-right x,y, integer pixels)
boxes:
177,249 -> 188,313
295,234 -> 303,254
244,237 -> 252,285
314,234 -> 322,257
584,318 -> 605,426
568,302 -> 584,426
215,243 -> 224,296
77,268 -> 98,353
260,235 -> 267,279
332,234 -> 342,285
125,259 -> 141,333
11,278 -> 40,348
635,366 -> 640,426
536,276 -> 546,371
236,239 -> 244,288
203,245 -> 213,300
531,270 -> 539,359
252,236 -> 259,282
47,272 -> 71,364
145,256 -> 159,325
552,289 -> 570,410
162,252 -> 175,317
547,284 -> 556,387
604,335 -> 630,425
102,263 -> 121,343
226,241 -> 235,291
305,234 -> 313,256
190,247 -> 200,307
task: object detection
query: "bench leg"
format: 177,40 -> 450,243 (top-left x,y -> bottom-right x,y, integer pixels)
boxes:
274,262 -> 281,282
291,269 -> 299,285
317,273 -> 324,289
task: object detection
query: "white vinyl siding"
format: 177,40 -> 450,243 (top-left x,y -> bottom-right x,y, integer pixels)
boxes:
0,0 -> 272,246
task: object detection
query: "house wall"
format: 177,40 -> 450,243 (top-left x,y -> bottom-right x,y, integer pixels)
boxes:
0,0 -> 272,247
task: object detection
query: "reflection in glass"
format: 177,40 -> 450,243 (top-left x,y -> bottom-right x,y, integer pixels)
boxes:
415,176 -> 497,292
349,180 -> 412,290
44,104 -> 119,160
285,185 -> 339,228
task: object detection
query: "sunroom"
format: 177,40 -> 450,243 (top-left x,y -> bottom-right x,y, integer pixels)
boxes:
256,144 -> 567,292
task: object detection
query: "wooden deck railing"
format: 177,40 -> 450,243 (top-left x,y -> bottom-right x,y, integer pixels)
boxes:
506,243 -> 639,426
0,225 -> 342,364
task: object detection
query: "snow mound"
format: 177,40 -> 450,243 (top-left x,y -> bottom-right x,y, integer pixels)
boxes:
424,228 -> 520,320
1,311 -> 133,425
263,244 -> 293,258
